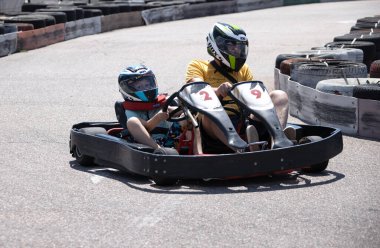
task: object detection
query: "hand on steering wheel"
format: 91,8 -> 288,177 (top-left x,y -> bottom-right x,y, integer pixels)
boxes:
162,92 -> 187,122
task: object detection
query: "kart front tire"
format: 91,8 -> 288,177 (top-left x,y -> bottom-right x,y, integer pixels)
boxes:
299,136 -> 329,173
74,146 -> 94,167
152,148 -> 179,186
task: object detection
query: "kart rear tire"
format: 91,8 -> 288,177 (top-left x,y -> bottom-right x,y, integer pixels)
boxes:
74,146 -> 94,166
152,148 -> 179,186
299,136 -> 329,173
74,127 -> 107,166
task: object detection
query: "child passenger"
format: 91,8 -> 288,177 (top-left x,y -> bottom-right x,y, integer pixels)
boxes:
118,64 -> 201,154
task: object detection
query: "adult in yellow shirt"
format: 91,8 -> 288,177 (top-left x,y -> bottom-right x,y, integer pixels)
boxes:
185,22 -> 290,153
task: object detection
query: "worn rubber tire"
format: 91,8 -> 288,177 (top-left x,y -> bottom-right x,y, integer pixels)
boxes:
275,53 -> 333,69
3,23 -> 18,34
14,23 -> 34,32
27,14 -> 56,26
83,9 -> 102,18
73,145 -> 94,166
316,78 -> 380,97
280,58 -> 322,76
152,148 -> 179,186
73,127 -> 108,166
42,8 -> 77,22
370,60 -> 380,78
353,83 -> 380,100
325,41 -> 376,71
21,3 -> 48,12
310,47 -> 363,63
35,11 -> 67,24
3,15 -> 46,29
290,61 -> 368,89
334,34 -> 380,60
81,4 -> 120,15
350,28 -> 380,35
299,136 -> 329,173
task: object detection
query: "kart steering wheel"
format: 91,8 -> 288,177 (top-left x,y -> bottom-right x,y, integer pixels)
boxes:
162,92 -> 187,122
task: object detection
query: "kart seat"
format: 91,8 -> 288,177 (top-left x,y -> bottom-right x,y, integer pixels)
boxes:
115,101 -> 127,128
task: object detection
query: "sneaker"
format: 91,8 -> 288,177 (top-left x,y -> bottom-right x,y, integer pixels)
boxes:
246,125 -> 260,151
284,126 -> 296,141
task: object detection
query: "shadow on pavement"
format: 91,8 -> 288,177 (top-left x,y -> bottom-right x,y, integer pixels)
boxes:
69,160 -> 345,194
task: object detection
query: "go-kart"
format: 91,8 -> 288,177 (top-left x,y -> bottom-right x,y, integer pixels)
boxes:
69,81 -> 343,185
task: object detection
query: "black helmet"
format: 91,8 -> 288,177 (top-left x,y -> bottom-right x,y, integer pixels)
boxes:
118,65 -> 158,102
207,22 -> 249,72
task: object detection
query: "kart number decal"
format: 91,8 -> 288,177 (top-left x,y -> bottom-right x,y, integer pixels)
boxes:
251,89 -> 262,99
199,90 -> 213,101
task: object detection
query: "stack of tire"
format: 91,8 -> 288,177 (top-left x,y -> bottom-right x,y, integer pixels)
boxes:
0,23 -> 19,35
276,15 -> 380,101
0,0 -> 166,33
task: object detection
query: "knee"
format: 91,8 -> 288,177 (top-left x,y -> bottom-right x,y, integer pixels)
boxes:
270,90 -> 288,106
127,117 -> 141,130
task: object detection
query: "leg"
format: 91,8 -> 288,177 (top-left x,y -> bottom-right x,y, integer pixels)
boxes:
200,114 -> 229,145
270,90 -> 289,129
192,127 -> 203,155
127,117 -> 160,149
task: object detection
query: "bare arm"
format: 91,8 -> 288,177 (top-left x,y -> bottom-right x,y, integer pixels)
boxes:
142,111 -> 169,132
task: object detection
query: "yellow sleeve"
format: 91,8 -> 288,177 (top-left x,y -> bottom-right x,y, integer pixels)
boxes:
185,60 -> 206,83
242,64 -> 254,81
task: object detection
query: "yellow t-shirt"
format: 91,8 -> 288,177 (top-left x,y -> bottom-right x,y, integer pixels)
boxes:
185,59 -> 254,111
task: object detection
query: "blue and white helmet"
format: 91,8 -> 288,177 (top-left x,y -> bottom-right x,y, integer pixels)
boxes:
207,22 -> 249,72
118,65 -> 158,102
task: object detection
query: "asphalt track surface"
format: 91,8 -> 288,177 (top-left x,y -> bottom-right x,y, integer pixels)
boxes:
1,1 -> 380,247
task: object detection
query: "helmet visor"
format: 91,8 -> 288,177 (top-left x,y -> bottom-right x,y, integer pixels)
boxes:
120,75 -> 157,93
215,36 -> 248,59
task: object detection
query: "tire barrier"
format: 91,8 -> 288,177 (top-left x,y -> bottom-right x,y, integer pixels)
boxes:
353,82 -> 380,100
65,16 -> 101,41
39,8 -> 77,22
290,61 -> 368,89
83,9 -> 103,18
275,14 -> 380,139
101,11 -> 144,33
0,32 -> 17,57
182,1 -> 237,20
350,28 -> 380,35
236,0 -> 282,12
324,41 -> 376,71
2,23 -> 18,34
275,53 -> 333,69
370,60 -> 380,78
291,49 -> 353,62
17,23 -> 65,51
0,0 -> 375,58
334,33 -> 380,60
3,15 -> 49,29
310,47 -> 363,64
21,3 -> 48,12
141,4 -> 187,25
316,78 -> 380,99
35,11 -> 68,24
17,23 -> 34,31
274,68 -> 380,139
279,58 -> 333,76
